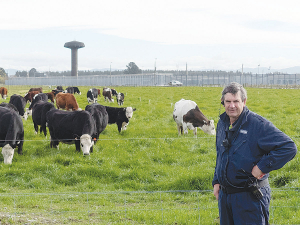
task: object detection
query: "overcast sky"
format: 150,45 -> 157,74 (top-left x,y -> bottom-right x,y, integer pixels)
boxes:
1,0 -> 300,73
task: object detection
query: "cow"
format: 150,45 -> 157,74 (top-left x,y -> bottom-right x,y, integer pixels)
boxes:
29,93 -> 48,111
46,91 -> 55,103
105,106 -> 136,132
87,88 -> 100,103
117,92 -> 124,106
0,107 -> 24,164
102,88 -> 114,102
28,87 -> 43,93
32,101 -> 55,136
73,87 -> 81,95
9,94 -> 29,120
0,102 -> 18,113
52,89 -> 63,96
0,87 -> 8,99
64,86 -> 74,94
56,86 -> 64,91
55,92 -> 80,111
24,91 -> 39,103
111,88 -> 118,97
173,99 -> 216,137
85,103 -> 108,142
46,109 -> 96,155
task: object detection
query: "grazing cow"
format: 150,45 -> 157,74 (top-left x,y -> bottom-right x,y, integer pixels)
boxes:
173,99 -> 216,136
102,88 -> 114,102
64,86 -> 74,94
29,93 -> 48,110
111,88 -> 118,97
105,106 -> 136,132
0,102 -> 18,113
73,87 -> 81,95
24,91 -> 39,103
9,94 -> 28,120
56,86 -> 64,91
46,109 -> 96,155
85,103 -> 108,142
87,88 -> 100,103
32,101 -> 55,136
28,87 -> 43,93
0,107 -> 24,164
46,91 -> 55,103
117,92 -> 124,106
52,89 -> 63,96
0,87 -> 8,99
56,92 -> 79,111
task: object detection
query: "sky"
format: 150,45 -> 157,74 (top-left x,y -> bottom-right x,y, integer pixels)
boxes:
1,0 -> 300,74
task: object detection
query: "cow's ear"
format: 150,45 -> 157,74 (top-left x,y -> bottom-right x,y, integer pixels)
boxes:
133,108 -> 136,111
74,134 -> 80,140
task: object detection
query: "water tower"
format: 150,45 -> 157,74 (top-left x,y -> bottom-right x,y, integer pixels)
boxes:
64,41 -> 85,77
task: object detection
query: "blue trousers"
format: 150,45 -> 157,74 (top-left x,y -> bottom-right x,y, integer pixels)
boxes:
218,186 -> 271,225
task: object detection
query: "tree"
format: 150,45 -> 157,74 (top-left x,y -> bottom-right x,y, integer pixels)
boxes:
0,68 -> 7,77
29,68 -> 37,77
124,62 -> 142,74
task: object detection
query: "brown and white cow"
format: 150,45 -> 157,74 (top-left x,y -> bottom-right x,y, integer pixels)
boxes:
173,99 -> 216,136
102,88 -> 114,102
24,91 -> 40,103
0,87 -> 8,99
55,92 -> 80,111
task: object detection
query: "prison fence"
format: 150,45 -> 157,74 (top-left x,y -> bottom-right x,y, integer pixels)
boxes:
0,188 -> 299,224
5,73 -> 300,88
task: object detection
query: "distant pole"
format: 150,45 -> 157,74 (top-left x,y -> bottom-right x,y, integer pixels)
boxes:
154,58 -> 157,85
110,62 -> 112,86
186,62 -> 188,86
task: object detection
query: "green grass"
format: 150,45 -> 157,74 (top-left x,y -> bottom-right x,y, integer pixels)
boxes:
0,85 -> 299,224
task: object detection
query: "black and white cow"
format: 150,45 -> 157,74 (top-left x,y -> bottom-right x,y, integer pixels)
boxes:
73,87 -> 81,95
173,99 -> 216,136
102,88 -> 114,102
0,107 -> 24,164
29,93 -> 48,112
85,103 -> 108,142
117,92 -> 124,106
111,88 -> 118,97
32,101 -> 55,136
64,87 -> 74,94
87,88 -> 99,103
9,94 -> 29,120
105,106 -> 136,132
46,109 -> 97,155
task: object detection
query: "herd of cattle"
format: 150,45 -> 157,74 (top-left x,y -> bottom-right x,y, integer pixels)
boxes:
0,85 -> 216,164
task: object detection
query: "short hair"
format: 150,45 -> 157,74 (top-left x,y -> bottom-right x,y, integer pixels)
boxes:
221,82 -> 247,102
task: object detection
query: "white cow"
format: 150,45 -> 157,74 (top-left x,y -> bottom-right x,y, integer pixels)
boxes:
173,99 -> 216,136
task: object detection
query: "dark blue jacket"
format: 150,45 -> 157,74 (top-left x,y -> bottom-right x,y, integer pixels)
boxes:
212,107 -> 297,188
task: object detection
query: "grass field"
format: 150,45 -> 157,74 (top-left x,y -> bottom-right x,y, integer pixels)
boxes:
0,85 -> 299,224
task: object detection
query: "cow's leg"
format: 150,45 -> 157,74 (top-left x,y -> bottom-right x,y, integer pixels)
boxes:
176,124 -> 181,136
17,132 -> 24,155
90,145 -> 93,153
75,140 -> 81,152
41,125 -> 47,137
193,127 -> 197,137
33,122 -> 39,134
117,123 -> 122,133
182,123 -> 189,135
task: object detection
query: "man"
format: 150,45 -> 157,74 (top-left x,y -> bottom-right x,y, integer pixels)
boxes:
213,82 -> 297,224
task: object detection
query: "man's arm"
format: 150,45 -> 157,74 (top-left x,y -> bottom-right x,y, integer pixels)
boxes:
213,184 -> 220,200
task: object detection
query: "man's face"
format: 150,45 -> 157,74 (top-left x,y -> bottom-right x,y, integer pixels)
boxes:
223,92 -> 246,124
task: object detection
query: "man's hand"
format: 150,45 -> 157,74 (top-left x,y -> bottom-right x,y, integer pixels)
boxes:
252,165 -> 265,179
213,184 -> 220,200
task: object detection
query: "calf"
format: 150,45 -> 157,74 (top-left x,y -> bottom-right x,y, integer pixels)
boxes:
0,87 -> 8,99
85,103 -> 108,142
173,99 -> 216,136
102,88 -> 114,102
46,109 -> 96,155
9,94 -> 28,120
28,87 -> 42,93
0,107 -> 24,164
117,92 -> 124,106
56,92 -> 79,111
87,88 -> 100,103
32,101 -> 55,136
105,106 -> 136,132
24,91 -> 40,103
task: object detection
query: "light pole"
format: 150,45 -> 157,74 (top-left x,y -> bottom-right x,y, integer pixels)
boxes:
154,58 -> 157,85
258,64 -> 260,74
110,62 -> 112,86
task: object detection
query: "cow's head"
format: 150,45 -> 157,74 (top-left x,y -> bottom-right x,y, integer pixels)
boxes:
80,134 -> 94,156
201,120 -> 216,135
124,107 -> 136,119
2,95 -> 7,100
2,144 -> 14,164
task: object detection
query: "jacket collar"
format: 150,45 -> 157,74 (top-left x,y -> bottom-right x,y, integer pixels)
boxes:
220,106 -> 249,127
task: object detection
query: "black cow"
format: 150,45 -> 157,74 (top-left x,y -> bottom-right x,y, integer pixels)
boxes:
56,86 -> 64,91
0,107 -> 24,164
85,103 -> 108,142
65,87 -> 74,94
46,109 -> 97,155
0,102 -> 19,113
73,87 -> 81,95
29,93 -> 48,110
104,106 -> 136,132
32,101 -> 55,136
87,88 -> 99,103
117,93 -> 125,106
9,94 -> 28,120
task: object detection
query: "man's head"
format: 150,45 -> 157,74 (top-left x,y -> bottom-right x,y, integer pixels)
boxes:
221,82 -> 247,124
